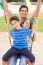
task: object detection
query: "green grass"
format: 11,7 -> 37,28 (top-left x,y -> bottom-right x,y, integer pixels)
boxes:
0,13 -> 43,32
37,13 -> 43,32
0,16 -> 6,31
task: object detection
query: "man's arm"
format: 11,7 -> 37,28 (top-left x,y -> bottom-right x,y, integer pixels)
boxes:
32,0 -> 41,20
3,0 -> 12,19
5,21 -> 10,32
29,0 -> 41,42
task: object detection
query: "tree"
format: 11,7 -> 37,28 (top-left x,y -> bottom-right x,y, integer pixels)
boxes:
0,0 -> 3,9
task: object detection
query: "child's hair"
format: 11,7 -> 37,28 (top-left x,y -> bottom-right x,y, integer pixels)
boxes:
20,21 -> 25,27
29,21 -> 32,29
9,16 -> 19,24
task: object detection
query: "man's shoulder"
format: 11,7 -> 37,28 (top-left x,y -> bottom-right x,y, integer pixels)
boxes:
27,16 -> 35,25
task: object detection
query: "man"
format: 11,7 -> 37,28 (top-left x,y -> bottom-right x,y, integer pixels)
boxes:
2,0 -> 41,65
3,0 -> 41,51
3,0 -> 41,31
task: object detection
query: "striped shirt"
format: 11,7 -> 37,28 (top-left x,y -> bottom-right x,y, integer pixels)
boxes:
10,27 -> 32,49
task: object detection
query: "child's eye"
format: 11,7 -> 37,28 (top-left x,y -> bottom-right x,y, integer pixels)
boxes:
15,22 -> 16,24
12,24 -> 14,25
26,22 -> 28,24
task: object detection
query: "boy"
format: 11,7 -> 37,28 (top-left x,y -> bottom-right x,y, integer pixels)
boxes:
2,16 -> 35,65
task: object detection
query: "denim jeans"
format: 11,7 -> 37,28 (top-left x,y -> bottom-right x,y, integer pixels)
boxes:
9,55 -> 27,65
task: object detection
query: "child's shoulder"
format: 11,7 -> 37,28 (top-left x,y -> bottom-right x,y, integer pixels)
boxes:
10,28 -> 16,32
21,26 -> 29,30
21,26 -> 27,29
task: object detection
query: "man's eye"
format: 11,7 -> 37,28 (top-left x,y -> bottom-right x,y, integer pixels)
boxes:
15,22 -> 17,24
22,10 -> 24,12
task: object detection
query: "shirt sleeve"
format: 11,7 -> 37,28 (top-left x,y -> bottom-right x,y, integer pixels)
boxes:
27,28 -> 32,36
10,30 -> 12,36
29,16 -> 35,25
10,30 -> 13,37
10,29 -> 15,40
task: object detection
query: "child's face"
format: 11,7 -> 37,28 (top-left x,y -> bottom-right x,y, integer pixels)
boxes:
23,20 -> 30,28
11,20 -> 20,28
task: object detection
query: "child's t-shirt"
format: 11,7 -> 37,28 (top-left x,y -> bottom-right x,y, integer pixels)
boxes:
10,27 -> 32,49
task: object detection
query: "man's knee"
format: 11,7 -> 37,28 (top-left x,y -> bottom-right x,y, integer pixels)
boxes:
20,56 -> 27,65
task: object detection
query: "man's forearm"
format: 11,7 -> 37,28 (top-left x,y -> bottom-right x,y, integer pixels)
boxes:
36,0 -> 41,17
3,0 -> 12,19
32,0 -> 41,19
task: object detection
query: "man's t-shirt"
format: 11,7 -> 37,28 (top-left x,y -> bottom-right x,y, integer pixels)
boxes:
20,16 -> 35,25
29,16 -> 35,25
10,27 -> 32,49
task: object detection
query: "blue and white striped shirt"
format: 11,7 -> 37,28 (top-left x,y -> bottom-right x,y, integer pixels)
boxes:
10,27 -> 32,49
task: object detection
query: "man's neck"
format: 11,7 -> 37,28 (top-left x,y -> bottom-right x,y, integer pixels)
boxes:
20,17 -> 27,22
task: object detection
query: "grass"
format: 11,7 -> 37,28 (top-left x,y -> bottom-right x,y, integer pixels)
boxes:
0,16 -> 6,31
37,13 -> 43,32
0,13 -> 43,32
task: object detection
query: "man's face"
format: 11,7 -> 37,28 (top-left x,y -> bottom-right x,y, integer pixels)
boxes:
20,8 -> 28,18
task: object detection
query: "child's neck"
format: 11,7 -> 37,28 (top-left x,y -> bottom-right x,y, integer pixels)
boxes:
15,26 -> 21,30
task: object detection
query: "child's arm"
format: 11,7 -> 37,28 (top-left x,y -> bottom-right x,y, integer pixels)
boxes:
3,0 -> 12,19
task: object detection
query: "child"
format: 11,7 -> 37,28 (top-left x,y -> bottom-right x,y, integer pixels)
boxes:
20,19 -> 35,50
2,16 -> 35,65
20,19 -> 36,65
9,19 -> 35,65
8,19 -> 35,65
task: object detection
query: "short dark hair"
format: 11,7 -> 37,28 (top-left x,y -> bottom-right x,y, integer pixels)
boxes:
10,16 -> 19,24
19,5 -> 28,12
